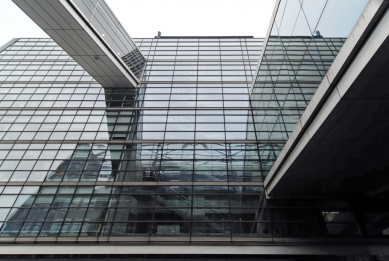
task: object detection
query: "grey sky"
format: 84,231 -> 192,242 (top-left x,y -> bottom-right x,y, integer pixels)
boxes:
0,0 -> 48,47
0,0 -> 276,46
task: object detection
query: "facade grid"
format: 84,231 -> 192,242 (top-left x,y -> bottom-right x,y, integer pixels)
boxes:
0,36 -> 388,243
1,0 -> 389,258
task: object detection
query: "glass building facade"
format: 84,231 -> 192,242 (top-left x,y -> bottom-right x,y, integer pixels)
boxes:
0,36 -> 389,243
71,0 -> 147,80
250,0 -> 368,176
0,37 -> 267,240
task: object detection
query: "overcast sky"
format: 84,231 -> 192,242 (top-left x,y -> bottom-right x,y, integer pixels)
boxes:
0,0 -> 276,47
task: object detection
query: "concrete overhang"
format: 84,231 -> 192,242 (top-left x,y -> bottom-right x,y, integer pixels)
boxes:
265,0 -> 389,198
12,0 -> 142,88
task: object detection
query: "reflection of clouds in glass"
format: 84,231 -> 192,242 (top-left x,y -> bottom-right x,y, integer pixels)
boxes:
273,0 -> 368,37
275,0 -> 301,36
165,132 -> 194,140
166,123 -> 195,131
254,0 -> 362,174
138,131 -> 164,140
316,0 -> 368,37
301,0 -> 327,34
292,9 -> 312,36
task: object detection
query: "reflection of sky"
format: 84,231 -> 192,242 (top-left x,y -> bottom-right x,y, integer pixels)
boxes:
140,110 -> 251,141
316,0 -> 368,37
274,0 -> 369,37
140,85 -> 251,140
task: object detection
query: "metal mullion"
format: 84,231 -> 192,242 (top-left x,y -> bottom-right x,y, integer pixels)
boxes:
161,38 -> 176,143
190,40 -> 199,242
107,190 -> 128,238
106,107 -> 121,141
276,39 -> 308,120
266,59 -> 292,141
45,190 -> 74,238
11,142 -> 48,182
63,144 -> 90,182
242,38 -> 266,181
220,38 -> 233,240
59,187 -> 80,239
151,38 -> 177,240
39,147 -> 62,182
220,38 -> 227,122
78,189 -> 102,237
225,143 -> 234,240
4,192 -> 34,229
22,194 -> 53,237
195,39 -> 204,237
193,40 -> 200,143
295,38 -> 321,104
74,109 -> 92,146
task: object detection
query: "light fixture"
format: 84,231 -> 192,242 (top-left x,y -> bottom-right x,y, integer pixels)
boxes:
102,34 -> 105,36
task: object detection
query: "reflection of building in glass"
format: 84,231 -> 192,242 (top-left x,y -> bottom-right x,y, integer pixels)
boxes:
47,144 -> 113,182
1,0 -> 389,259
250,36 -> 346,175
121,49 -> 147,79
0,34 -> 385,248
0,37 -> 265,240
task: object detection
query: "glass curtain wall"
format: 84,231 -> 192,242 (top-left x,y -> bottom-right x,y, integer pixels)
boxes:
250,0 -> 369,177
0,34 -> 388,242
0,37 -> 271,241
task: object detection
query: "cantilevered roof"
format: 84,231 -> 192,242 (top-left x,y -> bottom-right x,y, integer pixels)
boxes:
13,0 -> 146,88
